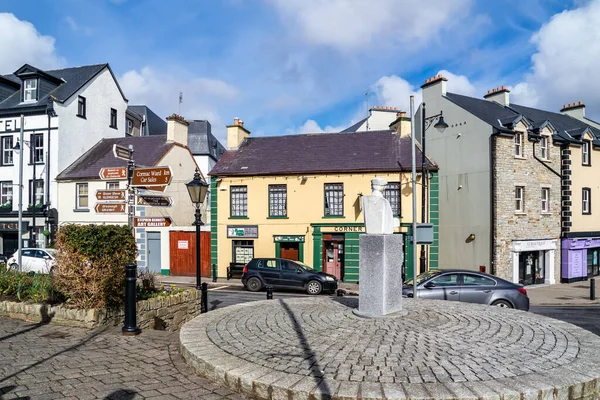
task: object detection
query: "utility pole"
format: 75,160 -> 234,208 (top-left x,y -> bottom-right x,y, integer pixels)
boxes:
127,145 -> 135,232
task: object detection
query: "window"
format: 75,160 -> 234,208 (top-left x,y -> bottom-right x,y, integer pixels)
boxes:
77,96 -> 86,118
233,240 -> 253,264
462,274 -> 496,286
514,132 -> 523,157
126,118 -> 133,135
23,79 -> 37,102
324,183 -> 344,216
268,184 -> 287,217
106,181 -> 120,190
257,259 -> 278,269
583,188 -> 591,215
30,134 -> 43,163
430,273 -> 459,287
540,136 -> 549,159
383,182 -> 401,217
76,183 -> 88,209
110,108 -> 118,129
0,181 -> 12,206
582,140 -> 591,166
29,180 -> 44,206
515,186 -> 525,212
230,186 -> 248,217
2,136 -> 13,165
541,187 -> 550,213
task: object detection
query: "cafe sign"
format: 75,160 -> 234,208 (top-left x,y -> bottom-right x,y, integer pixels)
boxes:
227,225 -> 258,238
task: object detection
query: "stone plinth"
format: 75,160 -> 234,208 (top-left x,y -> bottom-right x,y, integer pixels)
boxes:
354,234 -> 404,318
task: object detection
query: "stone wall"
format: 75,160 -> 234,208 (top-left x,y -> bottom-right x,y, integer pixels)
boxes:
493,125 -> 561,283
0,289 -> 201,331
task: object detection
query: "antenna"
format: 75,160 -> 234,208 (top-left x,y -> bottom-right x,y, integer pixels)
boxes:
178,92 -> 183,114
365,91 -> 373,131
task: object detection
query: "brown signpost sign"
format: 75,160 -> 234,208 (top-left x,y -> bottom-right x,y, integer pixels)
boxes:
134,217 -> 172,227
131,166 -> 172,187
138,185 -> 168,193
113,144 -> 131,161
136,195 -> 173,207
96,190 -> 127,202
99,167 -> 127,180
94,203 -> 126,213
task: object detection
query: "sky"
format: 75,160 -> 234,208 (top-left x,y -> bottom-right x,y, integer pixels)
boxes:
1,0 -> 599,142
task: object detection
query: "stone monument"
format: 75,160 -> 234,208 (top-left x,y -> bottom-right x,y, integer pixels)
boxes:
353,178 -> 405,318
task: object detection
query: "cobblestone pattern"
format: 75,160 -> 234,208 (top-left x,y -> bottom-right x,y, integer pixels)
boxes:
181,297 -> 600,400
0,316 -> 248,399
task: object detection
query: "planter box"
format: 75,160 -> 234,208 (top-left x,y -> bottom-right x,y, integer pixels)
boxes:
0,289 -> 201,331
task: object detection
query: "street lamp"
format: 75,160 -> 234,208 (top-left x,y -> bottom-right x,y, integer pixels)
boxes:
419,103 -> 448,274
186,169 -> 209,290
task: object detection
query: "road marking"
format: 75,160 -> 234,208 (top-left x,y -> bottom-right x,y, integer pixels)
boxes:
208,286 -> 231,291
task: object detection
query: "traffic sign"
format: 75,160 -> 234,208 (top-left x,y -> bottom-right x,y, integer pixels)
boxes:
113,144 -> 131,161
96,190 -> 127,202
131,166 -> 172,187
99,167 -> 127,180
94,203 -> 126,213
136,195 -> 173,207
134,217 -> 172,227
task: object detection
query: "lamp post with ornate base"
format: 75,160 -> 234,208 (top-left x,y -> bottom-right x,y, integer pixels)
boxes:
186,169 -> 209,292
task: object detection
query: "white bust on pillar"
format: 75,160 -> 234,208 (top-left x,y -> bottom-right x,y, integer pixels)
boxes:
362,178 -> 394,235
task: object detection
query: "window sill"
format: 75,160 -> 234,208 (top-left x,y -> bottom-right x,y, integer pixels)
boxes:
77,114 -> 86,120
109,125 -> 118,130
541,212 -> 552,215
583,212 -> 592,215
514,155 -> 526,160
322,215 -> 345,219
514,211 -> 526,215
229,216 -> 249,219
267,216 -> 289,219
0,164 -> 14,167
583,164 -> 592,167
73,208 -> 90,213
27,163 -> 45,166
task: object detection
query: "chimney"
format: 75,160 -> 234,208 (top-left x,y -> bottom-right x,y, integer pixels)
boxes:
560,101 -> 585,120
483,85 -> 510,106
166,114 -> 189,146
421,74 -> 448,101
389,110 -> 411,137
227,117 -> 250,150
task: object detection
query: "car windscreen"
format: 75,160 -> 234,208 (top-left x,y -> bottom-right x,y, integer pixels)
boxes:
404,270 -> 441,286
295,261 -> 314,271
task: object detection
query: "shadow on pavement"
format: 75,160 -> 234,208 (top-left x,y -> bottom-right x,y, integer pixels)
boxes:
104,389 -> 138,399
0,305 -> 54,343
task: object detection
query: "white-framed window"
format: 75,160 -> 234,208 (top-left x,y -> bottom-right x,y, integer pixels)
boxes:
541,187 -> 550,213
76,183 -> 88,209
106,181 -> 119,190
514,133 -> 523,157
2,136 -> 13,165
30,134 -> 43,163
23,79 -> 38,102
583,188 -> 591,214
0,181 -> 13,206
29,180 -> 44,206
515,186 -> 525,212
540,136 -> 549,159
126,119 -> 133,135
582,140 -> 591,166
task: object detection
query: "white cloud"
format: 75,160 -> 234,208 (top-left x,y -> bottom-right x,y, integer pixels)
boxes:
267,0 -> 471,51
0,13 -> 64,74
285,119 -> 349,135
437,70 -> 476,97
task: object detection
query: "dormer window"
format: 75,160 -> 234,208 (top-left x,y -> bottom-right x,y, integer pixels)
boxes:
23,79 -> 38,102
514,132 -> 524,157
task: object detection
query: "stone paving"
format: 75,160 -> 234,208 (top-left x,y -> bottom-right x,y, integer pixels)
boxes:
181,297 -> 600,399
0,317 -> 248,399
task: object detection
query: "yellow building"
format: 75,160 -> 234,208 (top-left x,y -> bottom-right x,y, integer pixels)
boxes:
209,117 -> 439,283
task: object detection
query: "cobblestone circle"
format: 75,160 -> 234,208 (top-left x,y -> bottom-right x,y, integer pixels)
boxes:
180,298 -> 600,399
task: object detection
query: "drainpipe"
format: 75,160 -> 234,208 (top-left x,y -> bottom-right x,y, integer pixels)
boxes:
490,132 -> 498,276
532,141 -> 561,178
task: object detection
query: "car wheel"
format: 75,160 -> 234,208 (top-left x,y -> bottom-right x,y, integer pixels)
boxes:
306,280 -> 322,295
246,277 -> 262,292
8,263 -> 17,271
492,299 -> 513,308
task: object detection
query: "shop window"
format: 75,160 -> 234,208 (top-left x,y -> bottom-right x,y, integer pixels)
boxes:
233,240 -> 253,264
383,182 -> 401,217
230,186 -> 248,217
518,251 -> 545,285
324,183 -> 343,216
588,249 -> 600,277
268,184 -> 287,217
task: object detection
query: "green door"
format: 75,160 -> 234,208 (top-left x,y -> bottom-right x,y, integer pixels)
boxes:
403,229 -> 414,282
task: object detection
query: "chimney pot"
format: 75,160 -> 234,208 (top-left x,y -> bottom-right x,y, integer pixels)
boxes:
502,85 -> 506,90
399,111 -> 406,118
234,117 -> 240,126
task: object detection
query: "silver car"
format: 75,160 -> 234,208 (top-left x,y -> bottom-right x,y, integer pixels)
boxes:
402,269 -> 529,311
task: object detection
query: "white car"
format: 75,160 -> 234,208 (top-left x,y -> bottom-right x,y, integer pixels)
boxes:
8,248 -> 56,273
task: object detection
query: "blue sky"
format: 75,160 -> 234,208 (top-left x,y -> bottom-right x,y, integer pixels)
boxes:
1,0 -> 598,141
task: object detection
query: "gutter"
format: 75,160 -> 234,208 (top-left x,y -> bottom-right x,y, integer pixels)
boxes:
490,132 -> 500,275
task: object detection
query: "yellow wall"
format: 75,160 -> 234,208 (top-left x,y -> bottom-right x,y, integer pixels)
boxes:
569,134 -> 600,231
213,171 -> 428,280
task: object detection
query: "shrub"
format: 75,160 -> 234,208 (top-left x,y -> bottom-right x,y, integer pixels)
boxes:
53,224 -> 137,310
0,269 -> 64,303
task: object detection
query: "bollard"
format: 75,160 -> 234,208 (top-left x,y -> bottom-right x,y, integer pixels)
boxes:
266,286 -> 273,300
212,264 -> 217,283
122,263 -> 141,336
201,282 -> 208,314
336,289 -> 345,297
591,278 -> 596,301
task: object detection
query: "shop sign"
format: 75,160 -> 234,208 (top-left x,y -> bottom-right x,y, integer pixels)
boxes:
274,235 -> 305,243
0,221 -> 28,232
227,225 -> 258,238
178,240 -> 188,249
512,239 -> 556,252
567,238 -> 600,249
327,226 -> 365,233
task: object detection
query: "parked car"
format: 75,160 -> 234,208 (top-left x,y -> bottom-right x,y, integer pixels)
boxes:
8,248 -> 57,274
242,258 -> 338,295
402,269 -> 529,311
0,253 -> 7,264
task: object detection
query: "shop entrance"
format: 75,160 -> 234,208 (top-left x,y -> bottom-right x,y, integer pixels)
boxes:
323,234 -> 344,280
2,233 -> 18,257
518,251 -> 546,285
588,248 -> 600,277
280,242 -> 299,261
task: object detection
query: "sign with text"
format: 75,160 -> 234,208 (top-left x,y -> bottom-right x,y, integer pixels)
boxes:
327,225 -> 365,233
227,225 -> 258,238
138,185 -> 168,193
131,166 -> 172,187
99,167 -> 127,180
134,217 -> 172,227
178,240 -> 188,249
113,144 -> 131,161
96,190 -> 127,202
94,203 -> 126,213
136,195 -> 173,207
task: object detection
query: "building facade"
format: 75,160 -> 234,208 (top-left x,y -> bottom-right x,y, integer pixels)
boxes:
209,118 -> 439,282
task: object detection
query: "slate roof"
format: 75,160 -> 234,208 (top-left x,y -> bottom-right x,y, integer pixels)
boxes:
210,130 -> 437,177
341,117 -> 367,133
187,120 -> 225,160
128,105 -> 167,136
0,64 -> 126,115
56,136 -> 174,181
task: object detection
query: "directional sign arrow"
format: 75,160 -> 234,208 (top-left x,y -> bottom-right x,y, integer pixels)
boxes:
136,195 -> 173,207
94,203 -> 126,213
113,144 -> 131,161
96,189 -> 127,202
134,217 -> 172,227
131,166 -> 172,187
99,167 -> 127,180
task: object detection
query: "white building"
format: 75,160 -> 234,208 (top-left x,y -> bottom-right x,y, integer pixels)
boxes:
0,63 -> 128,253
342,106 -> 404,132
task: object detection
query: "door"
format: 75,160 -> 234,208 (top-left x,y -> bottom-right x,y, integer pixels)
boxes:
279,259 -> 303,287
169,231 -> 211,277
258,259 -> 280,285
3,233 -> 18,258
280,242 -> 299,261
419,273 -> 461,301
323,241 -> 343,279
147,232 -> 161,273
459,273 -> 496,304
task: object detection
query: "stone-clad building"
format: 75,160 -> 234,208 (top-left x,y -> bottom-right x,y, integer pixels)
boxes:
418,74 -> 600,285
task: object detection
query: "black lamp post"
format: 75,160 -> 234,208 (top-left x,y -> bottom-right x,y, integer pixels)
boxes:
186,169 -> 209,290
420,104 -> 448,274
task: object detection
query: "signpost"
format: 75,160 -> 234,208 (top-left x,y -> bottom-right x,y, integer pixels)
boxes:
136,195 -> 173,207
113,144 -> 131,161
96,190 -> 127,202
131,166 -> 172,187
99,167 -> 127,180
95,203 -> 126,213
134,217 -> 172,227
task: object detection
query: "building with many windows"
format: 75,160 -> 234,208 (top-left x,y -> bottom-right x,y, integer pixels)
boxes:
209,118 -> 439,282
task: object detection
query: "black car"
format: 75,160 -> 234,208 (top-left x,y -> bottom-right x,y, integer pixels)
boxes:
241,258 -> 338,295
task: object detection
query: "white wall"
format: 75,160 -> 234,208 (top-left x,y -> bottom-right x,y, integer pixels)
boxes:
354,110 -> 399,132
57,179 -> 128,225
